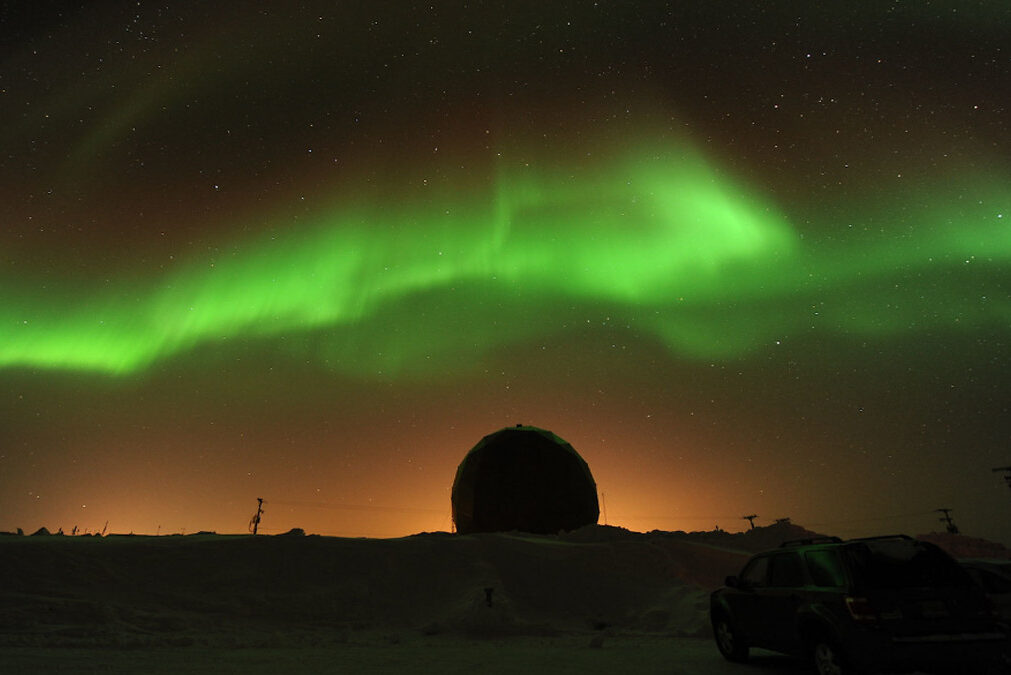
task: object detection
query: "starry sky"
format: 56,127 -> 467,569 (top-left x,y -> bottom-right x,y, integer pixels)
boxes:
2,2 -> 1009,542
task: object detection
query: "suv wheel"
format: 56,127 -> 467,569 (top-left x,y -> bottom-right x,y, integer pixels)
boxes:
811,640 -> 857,675
713,615 -> 749,662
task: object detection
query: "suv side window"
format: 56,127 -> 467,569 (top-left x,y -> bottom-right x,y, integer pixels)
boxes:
740,556 -> 770,587
768,552 -> 806,587
805,549 -> 847,587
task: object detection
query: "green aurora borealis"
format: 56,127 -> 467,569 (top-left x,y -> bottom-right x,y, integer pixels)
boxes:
2,2 -> 1009,542
4,138 -> 1007,375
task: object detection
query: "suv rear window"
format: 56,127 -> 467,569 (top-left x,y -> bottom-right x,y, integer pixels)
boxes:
844,540 -> 972,590
805,549 -> 847,587
966,566 -> 1011,594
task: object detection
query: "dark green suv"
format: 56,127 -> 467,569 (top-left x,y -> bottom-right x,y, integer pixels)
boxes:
710,535 -> 1009,674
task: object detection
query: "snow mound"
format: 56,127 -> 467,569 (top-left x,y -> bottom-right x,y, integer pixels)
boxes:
0,527 -> 746,648
15,522 -> 1010,650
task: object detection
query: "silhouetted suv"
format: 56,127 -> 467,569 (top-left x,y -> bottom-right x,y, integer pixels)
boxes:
710,535 -> 1010,674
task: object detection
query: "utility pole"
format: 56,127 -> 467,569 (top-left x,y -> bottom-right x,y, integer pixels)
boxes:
936,508 -> 960,535
249,497 -> 265,535
600,492 -> 607,526
742,514 -> 758,530
992,466 -> 1011,491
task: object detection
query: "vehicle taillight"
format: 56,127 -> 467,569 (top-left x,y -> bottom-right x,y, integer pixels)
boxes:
845,596 -> 878,623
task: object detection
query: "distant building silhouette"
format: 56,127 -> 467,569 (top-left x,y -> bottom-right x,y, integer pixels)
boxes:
451,424 -> 599,535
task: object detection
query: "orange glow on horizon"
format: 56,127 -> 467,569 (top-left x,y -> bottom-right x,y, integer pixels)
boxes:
5,404 -> 1002,544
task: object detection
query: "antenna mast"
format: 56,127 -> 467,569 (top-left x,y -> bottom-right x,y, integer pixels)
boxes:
249,497 -> 265,535
936,508 -> 959,534
993,466 -> 1011,491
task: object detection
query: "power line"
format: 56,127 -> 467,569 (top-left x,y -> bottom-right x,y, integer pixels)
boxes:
257,525 -> 389,538
269,499 -> 445,515
804,509 -> 938,527
610,514 -> 744,521
610,508 -> 942,529
271,501 -> 950,531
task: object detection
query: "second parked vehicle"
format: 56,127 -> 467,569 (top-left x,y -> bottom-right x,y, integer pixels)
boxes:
710,535 -> 1010,674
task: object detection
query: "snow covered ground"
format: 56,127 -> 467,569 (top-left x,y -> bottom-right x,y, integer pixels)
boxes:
0,637 -> 813,675
1,523 -> 1005,673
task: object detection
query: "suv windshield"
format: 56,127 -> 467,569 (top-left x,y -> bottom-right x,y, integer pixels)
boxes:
844,540 -> 972,590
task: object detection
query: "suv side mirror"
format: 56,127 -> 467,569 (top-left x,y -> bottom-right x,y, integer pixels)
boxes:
725,575 -> 740,589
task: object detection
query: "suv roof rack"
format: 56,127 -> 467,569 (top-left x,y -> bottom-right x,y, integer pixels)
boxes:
779,536 -> 844,547
845,534 -> 915,543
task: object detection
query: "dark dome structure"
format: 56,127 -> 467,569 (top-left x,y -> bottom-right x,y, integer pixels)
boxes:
451,425 -> 599,535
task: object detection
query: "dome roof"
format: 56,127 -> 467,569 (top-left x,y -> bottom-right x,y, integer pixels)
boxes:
451,425 -> 599,535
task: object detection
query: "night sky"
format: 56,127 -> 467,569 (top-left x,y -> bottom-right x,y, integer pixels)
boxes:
2,2 -> 1009,542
